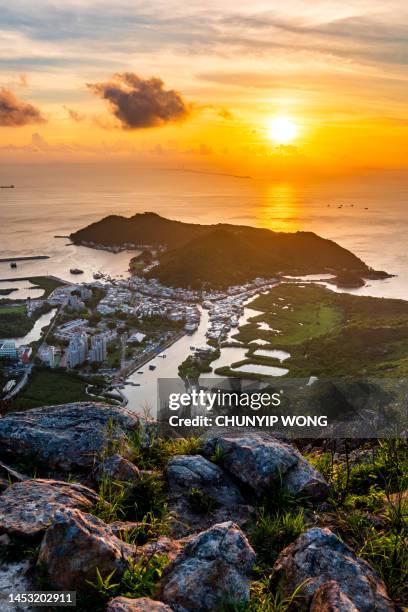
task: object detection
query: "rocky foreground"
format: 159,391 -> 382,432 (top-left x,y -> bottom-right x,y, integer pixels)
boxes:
0,402 -> 404,611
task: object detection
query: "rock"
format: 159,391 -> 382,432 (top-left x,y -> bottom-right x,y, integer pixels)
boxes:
310,581 -> 359,611
161,521 -> 256,611
0,402 -> 153,473
167,455 -> 244,506
38,508 -> 136,590
110,521 -> 145,539
201,433 -> 328,500
0,461 -> 27,483
110,522 -> 184,555
107,597 -> 173,612
0,461 -> 28,493
168,497 -> 255,539
272,527 -> 395,611
0,560 -> 37,612
93,454 -> 141,486
283,458 -> 330,501
0,479 -> 99,537
140,536 -> 183,562
38,509 -> 182,591
166,454 -> 254,537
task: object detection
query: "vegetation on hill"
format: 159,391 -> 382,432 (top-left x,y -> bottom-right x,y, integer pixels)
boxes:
70,212 -> 389,289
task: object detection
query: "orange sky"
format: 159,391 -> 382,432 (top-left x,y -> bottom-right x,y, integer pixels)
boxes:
0,0 -> 407,176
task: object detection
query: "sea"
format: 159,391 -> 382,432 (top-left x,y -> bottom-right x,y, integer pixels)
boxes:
0,163 -> 407,299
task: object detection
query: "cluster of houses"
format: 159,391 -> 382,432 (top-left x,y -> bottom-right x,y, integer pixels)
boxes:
204,278 -> 279,341
95,278 -> 201,333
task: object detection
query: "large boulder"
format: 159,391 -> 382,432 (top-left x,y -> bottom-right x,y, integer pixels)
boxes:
160,521 -> 256,611
0,402 -> 153,473
0,479 -> 99,537
272,527 -> 395,611
310,581 -> 359,611
38,508 -> 136,590
38,508 -> 182,591
166,454 -> 253,537
201,433 -> 328,501
166,455 -> 244,506
92,454 -> 141,486
107,598 -> 173,612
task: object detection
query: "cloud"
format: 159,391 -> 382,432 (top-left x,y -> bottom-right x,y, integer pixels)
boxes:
217,107 -> 234,120
31,132 -> 49,150
0,88 -> 45,126
63,105 -> 86,122
87,72 -> 190,129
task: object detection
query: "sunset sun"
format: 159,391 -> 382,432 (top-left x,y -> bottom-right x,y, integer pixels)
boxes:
268,116 -> 298,145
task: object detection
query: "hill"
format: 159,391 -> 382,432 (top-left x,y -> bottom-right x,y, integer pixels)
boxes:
70,212 -> 390,289
70,212 -> 207,249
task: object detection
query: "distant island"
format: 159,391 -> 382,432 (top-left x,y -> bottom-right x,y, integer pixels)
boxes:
70,212 -> 391,289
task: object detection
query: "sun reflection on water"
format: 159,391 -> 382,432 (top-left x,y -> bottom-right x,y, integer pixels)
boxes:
256,183 -> 303,232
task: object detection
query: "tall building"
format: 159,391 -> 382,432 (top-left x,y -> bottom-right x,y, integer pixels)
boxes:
89,335 -> 107,363
80,285 -> 93,301
48,346 -> 57,368
68,332 -> 88,368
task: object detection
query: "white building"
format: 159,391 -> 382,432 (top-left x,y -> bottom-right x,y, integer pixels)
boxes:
89,335 -> 107,363
0,340 -> 18,360
68,332 -> 88,368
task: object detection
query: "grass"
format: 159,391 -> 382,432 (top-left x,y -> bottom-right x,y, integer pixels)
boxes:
229,283 -> 408,378
219,578 -> 309,612
85,553 -> 169,609
250,508 -> 307,567
129,433 -> 202,470
11,367 -> 97,410
92,469 -> 168,526
313,438 -> 408,603
20,276 -> 65,299
0,302 -> 54,338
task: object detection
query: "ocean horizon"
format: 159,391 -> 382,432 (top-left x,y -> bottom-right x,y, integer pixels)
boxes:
1,164 -> 407,299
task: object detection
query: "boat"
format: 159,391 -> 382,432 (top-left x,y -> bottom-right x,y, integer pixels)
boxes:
70,268 -> 84,275
10,262 -> 17,268
137,371 -> 143,374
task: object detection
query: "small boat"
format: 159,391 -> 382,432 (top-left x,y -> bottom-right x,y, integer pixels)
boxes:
137,371 -> 143,374
70,268 -> 84,275
10,262 -> 17,268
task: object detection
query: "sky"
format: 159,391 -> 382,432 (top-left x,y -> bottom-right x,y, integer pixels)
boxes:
0,0 -> 407,175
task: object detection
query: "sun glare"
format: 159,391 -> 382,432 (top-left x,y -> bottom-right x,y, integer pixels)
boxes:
268,116 -> 298,144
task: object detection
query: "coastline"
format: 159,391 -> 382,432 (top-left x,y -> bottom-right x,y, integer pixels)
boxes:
0,256 -> 49,263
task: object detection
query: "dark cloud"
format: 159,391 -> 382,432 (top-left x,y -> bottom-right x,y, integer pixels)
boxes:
0,88 -> 45,126
87,72 -> 190,129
